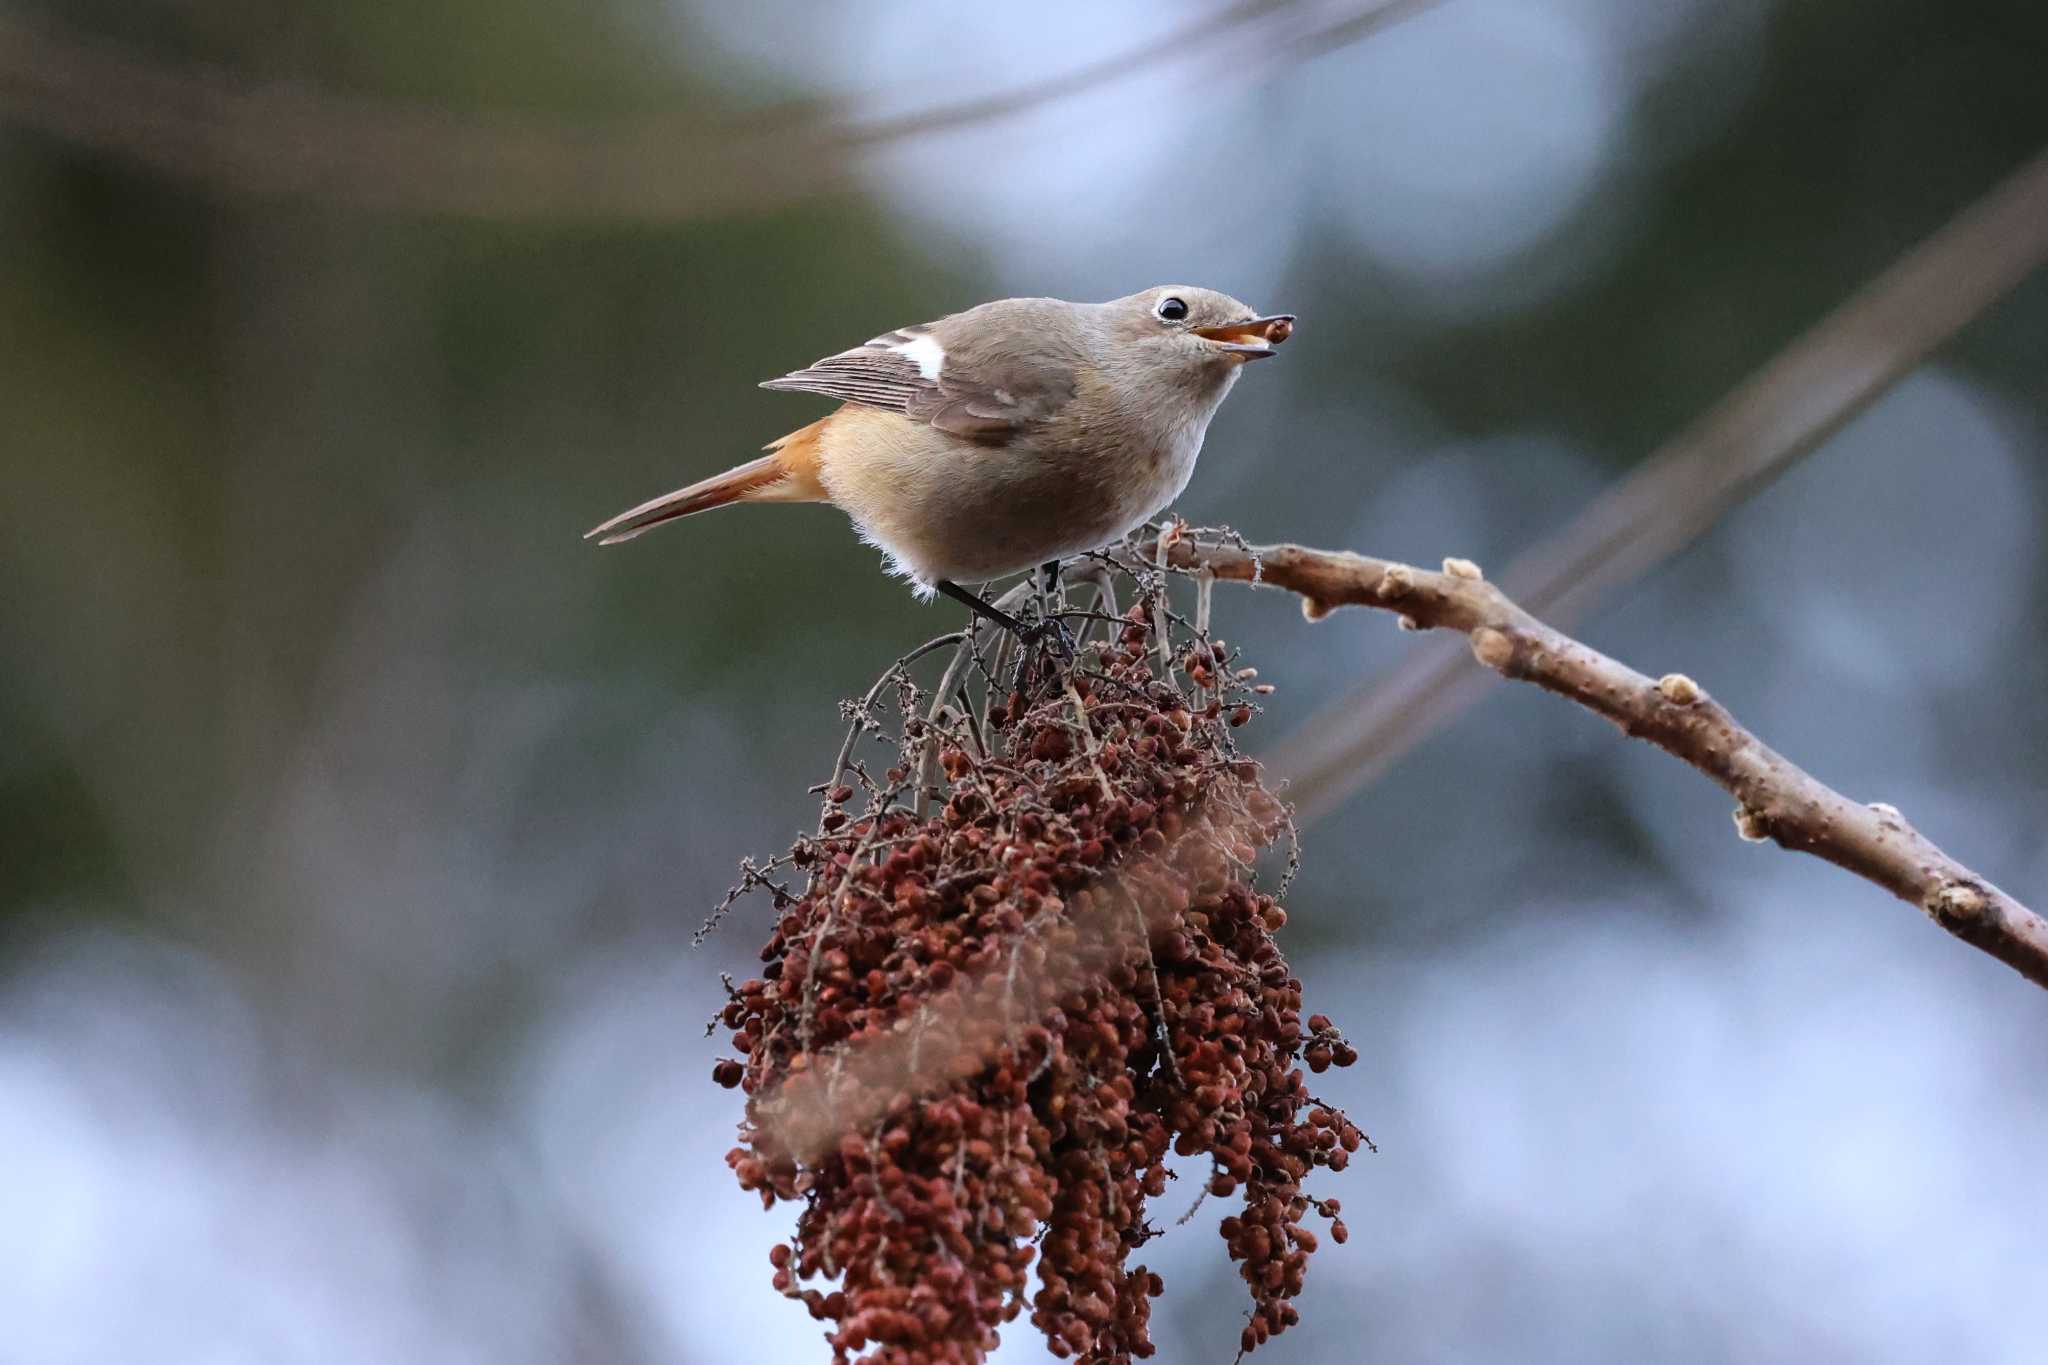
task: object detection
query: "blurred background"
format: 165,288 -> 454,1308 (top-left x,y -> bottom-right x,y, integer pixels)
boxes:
4,1 -> 2047,1361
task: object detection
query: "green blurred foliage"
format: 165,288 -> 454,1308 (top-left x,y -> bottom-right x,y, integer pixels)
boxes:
2,0 -> 2044,980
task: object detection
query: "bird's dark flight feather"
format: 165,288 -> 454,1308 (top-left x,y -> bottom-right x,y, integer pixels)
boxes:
760,302 -> 1082,444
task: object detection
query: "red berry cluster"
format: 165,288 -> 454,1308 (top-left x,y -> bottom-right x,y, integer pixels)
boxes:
711,594 -> 1364,1364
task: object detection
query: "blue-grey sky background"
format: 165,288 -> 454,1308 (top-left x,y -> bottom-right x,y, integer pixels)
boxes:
3,2 -> 2046,1361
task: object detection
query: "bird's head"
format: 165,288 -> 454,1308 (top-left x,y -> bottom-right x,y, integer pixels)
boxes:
1100,286 -> 1295,385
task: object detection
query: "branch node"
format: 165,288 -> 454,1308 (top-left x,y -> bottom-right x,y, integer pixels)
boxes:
1732,806 -> 1772,843
1469,627 -> 1513,671
1867,801 -> 1904,826
1300,596 -> 1333,623
1442,556 -> 1484,581
1396,614 -> 1421,632
1656,673 -> 1703,706
1377,564 -> 1414,600
1929,881 -> 1989,923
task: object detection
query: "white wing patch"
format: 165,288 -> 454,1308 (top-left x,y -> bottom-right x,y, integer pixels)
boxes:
890,333 -> 946,381
768,313 -> 1066,437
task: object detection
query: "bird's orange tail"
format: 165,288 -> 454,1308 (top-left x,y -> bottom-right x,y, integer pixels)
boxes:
585,417 -> 830,545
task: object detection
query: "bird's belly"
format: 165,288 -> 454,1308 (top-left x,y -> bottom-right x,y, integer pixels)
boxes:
820,408 -> 1202,586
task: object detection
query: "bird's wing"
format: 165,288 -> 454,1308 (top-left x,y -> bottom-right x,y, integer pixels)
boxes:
760,306 -> 1079,443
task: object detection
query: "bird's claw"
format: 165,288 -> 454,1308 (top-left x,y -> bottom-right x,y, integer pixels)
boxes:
1010,615 -> 1076,690
1020,615 -> 1077,660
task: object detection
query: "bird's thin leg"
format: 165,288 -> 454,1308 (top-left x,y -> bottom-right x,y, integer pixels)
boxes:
935,579 -> 1075,690
935,579 -> 1033,637
1037,560 -> 1063,620
1035,560 -> 1077,653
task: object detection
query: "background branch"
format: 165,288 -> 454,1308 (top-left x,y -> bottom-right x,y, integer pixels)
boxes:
0,0 -> 1439,221
1268,145 -> 2048,823
1149,533 -> 2048,989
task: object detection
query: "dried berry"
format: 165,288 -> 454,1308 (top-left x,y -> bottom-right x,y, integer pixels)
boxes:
711,574 -> 1361,1364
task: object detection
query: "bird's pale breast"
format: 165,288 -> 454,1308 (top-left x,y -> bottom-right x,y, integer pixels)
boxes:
815,392 -> 1219,590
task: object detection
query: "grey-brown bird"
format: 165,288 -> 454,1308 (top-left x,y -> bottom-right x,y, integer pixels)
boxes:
586,285 -> 1293,642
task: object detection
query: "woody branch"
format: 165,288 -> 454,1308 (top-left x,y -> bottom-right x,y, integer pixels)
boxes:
1142,533 -> 2048,991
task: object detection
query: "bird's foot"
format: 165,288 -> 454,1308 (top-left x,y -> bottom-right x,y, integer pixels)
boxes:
1020,614 -> 1076,660
1010,614 -> 1077,690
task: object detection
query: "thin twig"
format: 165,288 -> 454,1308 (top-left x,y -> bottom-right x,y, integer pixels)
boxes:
1158,535 -> 2048,991
916,625 -> 988,818
1268,145 -> 2048,822
1080,563 -> 1121,650
1064,674 -> 1113,799
1151,522 -> 1178,667
0,1 -> 1442,222
816,632 -> 964,836
1126,890 -> 1184,1090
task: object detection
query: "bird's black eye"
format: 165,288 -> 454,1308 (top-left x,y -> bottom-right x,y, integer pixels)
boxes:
1155,296 -> 1189,322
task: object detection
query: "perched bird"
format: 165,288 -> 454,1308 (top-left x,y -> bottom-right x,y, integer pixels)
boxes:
586,285 -> 1293,642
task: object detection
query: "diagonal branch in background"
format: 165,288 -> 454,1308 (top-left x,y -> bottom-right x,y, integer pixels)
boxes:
1270,145 -> 2048,823
1152,534 -> 2048,990
0,0 -> 1440,221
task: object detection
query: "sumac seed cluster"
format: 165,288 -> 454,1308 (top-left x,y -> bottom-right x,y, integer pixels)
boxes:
713,604 -> 1364,1364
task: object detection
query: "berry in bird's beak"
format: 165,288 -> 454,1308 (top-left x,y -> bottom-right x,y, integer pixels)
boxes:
1192,314 -> 1296,359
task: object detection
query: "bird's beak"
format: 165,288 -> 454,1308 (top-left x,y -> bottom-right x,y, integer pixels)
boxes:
1193,313 -> 1295,359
